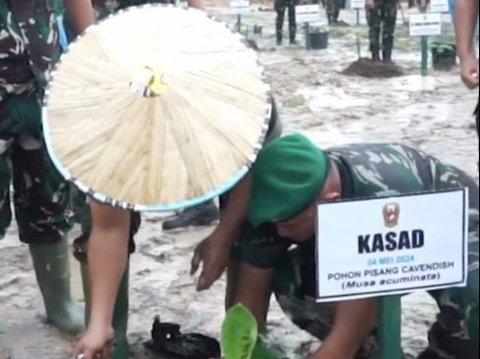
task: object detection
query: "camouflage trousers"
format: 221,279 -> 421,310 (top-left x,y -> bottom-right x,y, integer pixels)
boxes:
326,0 -> 343,24
366,0 -> 397,54
272,213 -> 479,359
274,0 -> 297,43
0,93 -> 72,243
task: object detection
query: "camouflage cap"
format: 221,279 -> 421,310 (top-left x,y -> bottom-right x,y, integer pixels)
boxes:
248,134 -> 329,227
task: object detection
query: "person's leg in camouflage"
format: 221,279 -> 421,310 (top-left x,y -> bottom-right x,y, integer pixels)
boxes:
325,0 -> 342,25
275,0 -> 287,45
287,0 -> 297,44
331,0 -> 342,24
419,210 -> 479,359
326,0 -> 337,24
5,93 -> 84,335
366,1 -> 382,61
415,161 -> 479,358
381,0 -> 397,63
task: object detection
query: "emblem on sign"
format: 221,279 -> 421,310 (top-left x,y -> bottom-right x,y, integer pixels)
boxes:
383,203 -> 400,228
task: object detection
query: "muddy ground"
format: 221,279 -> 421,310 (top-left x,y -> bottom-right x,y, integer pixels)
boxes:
0,4 -> 478,359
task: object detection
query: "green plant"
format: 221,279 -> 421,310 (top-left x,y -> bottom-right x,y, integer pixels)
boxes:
431,41 -> 456,54
251,337 -> 280,359
221,304 -> 258,359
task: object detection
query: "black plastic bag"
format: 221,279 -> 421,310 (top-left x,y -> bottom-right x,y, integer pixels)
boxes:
144,317 -> 221,359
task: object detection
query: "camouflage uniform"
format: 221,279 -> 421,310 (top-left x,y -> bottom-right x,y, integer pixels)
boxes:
0,0 -> 72,243
366,0 -> 398,62
233,143 -> 479,359
274,0 -> 297,45
326,0 -> 343,24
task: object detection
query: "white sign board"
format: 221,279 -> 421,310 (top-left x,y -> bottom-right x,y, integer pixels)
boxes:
230,0 -> 250,15
350,0 -> 365,10
429,0 -> 449,13
409,13 -> 442,36
295,4 -> 321,23
316,189 -> 468,302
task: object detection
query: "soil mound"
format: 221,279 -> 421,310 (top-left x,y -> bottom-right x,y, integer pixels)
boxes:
342,58 -> 404,78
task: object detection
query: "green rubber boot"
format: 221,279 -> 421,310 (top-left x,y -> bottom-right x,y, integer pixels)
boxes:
74,235 -> 130,359
110,269 -> 130,358
28,239 -> 85,335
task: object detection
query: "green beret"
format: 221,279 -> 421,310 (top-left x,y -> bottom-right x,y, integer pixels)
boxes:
248,134 -> 329,227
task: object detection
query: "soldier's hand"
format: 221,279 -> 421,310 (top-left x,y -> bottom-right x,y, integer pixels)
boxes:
72,325 -> 115,359
365,0 -> 375,9
191,232 -> 232,291
459,51 -> 479,89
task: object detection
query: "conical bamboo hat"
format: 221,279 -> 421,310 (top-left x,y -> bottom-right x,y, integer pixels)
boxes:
42,4 -> 271,211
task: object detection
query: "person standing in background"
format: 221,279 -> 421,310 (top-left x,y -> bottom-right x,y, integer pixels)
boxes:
454,0 -> 479,138
275,0 -> 297,45
365,0 -> 398,62
326,0 -> 343,25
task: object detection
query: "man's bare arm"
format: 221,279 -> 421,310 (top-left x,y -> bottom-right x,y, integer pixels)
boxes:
455,0 -> 479,58
191,174 -> 252,291
64,0 -> 95,36
454,0 -> 479,88
87,202 -> 130,329
73,202 -> 130,358
229,263 -> 273,331
310,299 -> 378,359
187,0 -> 206,10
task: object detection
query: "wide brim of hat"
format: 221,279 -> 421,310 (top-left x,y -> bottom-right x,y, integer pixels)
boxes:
43,5 -> 271,211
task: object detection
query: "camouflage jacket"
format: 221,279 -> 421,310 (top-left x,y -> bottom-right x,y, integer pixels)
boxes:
328,143 -> 478,210
0,0 -> 63,101
241,143 -> 479,274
